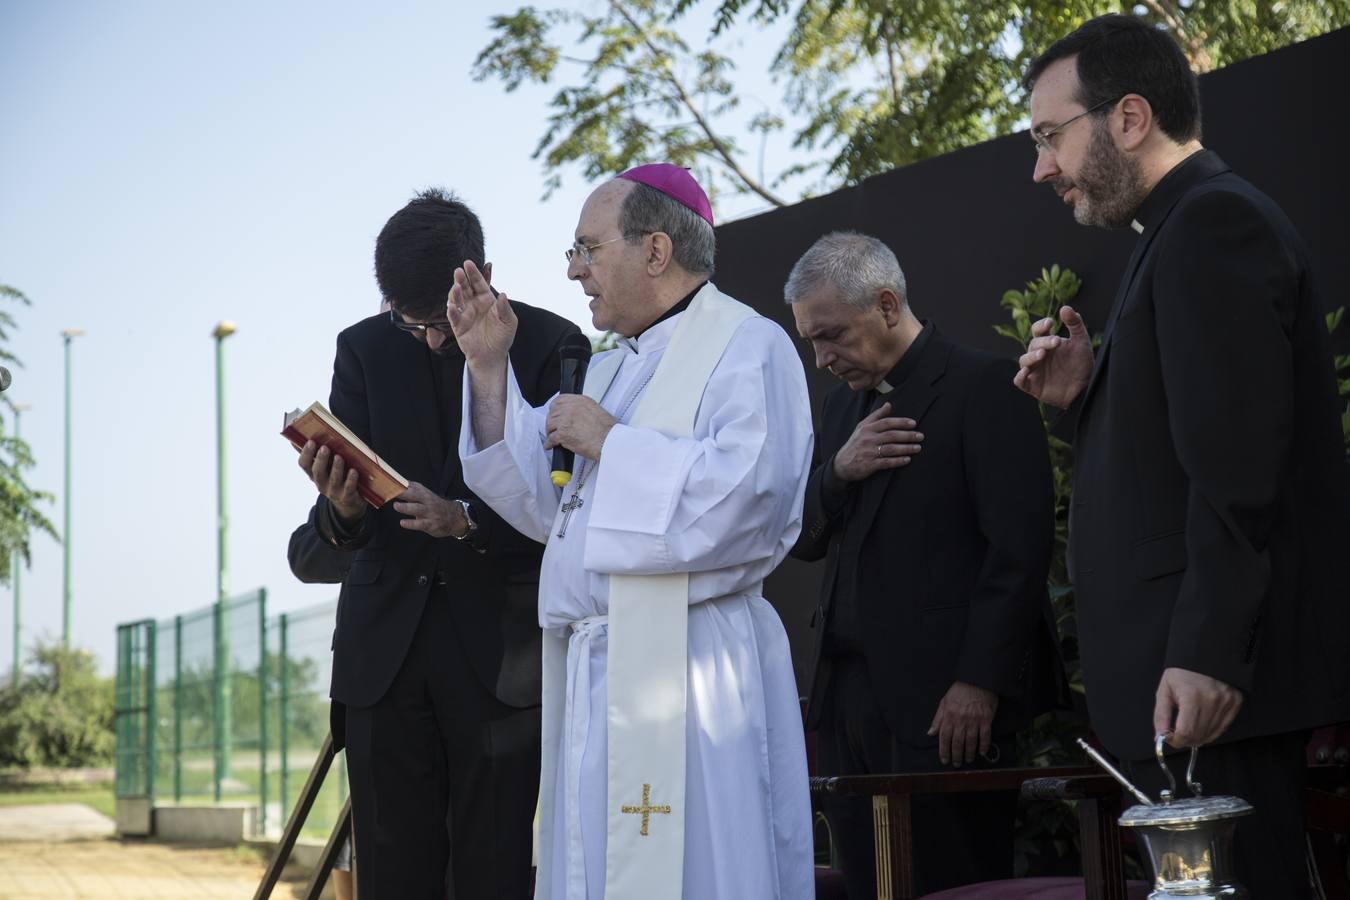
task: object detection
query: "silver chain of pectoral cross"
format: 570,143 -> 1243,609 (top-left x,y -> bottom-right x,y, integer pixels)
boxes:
556,368 -> 657,539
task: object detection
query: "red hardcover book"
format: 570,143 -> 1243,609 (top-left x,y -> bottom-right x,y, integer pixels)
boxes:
281,402 -> 409,509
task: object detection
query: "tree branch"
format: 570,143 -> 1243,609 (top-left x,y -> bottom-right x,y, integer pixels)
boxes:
606,0 -> 787,206
1137,0 -> 1213,72
883,23 -> 902,110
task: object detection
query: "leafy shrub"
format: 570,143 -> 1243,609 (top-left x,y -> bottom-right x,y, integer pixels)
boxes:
1327,307 -> 1349,456
0,642 -> 115,769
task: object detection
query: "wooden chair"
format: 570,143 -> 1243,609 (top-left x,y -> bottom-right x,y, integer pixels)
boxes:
813,754 -> 1350,899
809,766 -> 1135,900
1308,725 -> 1350,900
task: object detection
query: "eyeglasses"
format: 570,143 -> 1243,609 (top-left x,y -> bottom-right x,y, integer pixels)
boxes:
564,232 -> 653,266
389,308 -> 453,337
565,236 -> 623,266
1031,95 -> 1122,155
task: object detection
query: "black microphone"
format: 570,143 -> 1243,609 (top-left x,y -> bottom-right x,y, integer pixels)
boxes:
550,334 -> 594,487
0,367 -> 10,392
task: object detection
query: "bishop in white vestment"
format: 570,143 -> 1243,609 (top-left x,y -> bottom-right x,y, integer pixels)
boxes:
448,165 -> 815,900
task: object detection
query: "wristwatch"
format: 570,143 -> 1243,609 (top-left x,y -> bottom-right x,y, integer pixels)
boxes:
453,499 -> 478,541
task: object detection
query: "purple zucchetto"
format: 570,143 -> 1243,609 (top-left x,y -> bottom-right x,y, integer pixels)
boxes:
617,164 -> 714,227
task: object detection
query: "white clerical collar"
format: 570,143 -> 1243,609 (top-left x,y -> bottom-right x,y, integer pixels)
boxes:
1131,219 -> 1144,234
618,310 -> 684,356
876,378 -> 895,395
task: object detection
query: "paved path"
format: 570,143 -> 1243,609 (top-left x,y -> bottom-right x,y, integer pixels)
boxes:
0,829 -> 320,899
0,804 -> 115,843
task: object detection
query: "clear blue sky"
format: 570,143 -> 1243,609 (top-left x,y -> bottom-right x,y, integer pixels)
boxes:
0,1 -> 806,674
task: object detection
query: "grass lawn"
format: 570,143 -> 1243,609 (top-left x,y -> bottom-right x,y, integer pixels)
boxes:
0,782 -> 116,819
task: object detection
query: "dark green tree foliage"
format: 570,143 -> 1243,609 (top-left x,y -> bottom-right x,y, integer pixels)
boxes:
0,643 -> 115,768
476,0 -> 1350,200
721,0 -> 1350,183
0,284 -> 58,586
473,0 -> 789,205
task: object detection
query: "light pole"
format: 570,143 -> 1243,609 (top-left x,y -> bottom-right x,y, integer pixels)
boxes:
10,402 -> 30,685
213,321 -> 235,603
61,329 -> 83,649
212,321 -> 236,801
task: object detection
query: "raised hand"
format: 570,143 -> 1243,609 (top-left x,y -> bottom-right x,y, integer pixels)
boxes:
447,260 -> 517,368
831,402 -> 924,483
1013,305 -> 1093,409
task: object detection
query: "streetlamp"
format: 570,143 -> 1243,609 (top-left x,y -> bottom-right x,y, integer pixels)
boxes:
10,402 -> 30,685
213,321 -> 236,603
212,321 -> 236,801
61,328 -> 84,649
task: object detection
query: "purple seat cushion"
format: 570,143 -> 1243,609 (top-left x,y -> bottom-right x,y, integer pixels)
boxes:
920,876 -> 1151,899
814,866 -> 848,899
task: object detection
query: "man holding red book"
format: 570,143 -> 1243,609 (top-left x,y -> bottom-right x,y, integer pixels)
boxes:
290,188 -> 579,898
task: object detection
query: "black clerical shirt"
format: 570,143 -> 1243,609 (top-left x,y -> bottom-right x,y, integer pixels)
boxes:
620,281 -> 706,349
822,321 -> 935,653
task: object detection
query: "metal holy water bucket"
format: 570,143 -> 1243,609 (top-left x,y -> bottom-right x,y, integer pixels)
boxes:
1078,735 -> 1253,899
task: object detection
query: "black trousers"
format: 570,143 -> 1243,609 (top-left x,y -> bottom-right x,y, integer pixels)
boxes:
344,587 -> 541,900
1125,730 -> 1311,900
818,653 -> 1018,898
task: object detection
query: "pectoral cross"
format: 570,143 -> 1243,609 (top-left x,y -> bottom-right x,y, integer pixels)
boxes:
557,492 -> 584,538
620,783 -> 672,837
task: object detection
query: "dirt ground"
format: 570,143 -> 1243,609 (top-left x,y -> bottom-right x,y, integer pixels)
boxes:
0,838 -> 329,900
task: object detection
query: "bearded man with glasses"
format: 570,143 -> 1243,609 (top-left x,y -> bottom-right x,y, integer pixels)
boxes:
1017,16 -> 1350,896
290,187 -> 579,898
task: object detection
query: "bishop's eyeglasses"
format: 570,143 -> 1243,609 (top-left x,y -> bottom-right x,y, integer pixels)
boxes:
565,237 -> 623,266
564,231 -> 654,266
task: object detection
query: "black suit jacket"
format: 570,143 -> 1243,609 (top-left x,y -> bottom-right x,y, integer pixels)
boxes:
795,328 -> 1067,746
1063,150 -> 1350,760
288,505 -> 352,586
290,302 -> 579,711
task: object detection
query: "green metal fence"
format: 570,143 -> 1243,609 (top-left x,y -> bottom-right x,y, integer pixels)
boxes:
114,591 -> 345,839
113,619 -> 156,800
265,599 -> 347,836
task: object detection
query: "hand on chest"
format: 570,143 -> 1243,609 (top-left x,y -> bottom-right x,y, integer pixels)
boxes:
833,391 -> 949,501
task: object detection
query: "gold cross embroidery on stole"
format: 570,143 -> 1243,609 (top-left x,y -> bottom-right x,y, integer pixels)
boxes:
620,783 -> 672,837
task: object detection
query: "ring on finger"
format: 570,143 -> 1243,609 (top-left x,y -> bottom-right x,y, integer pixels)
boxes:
875,444 -> 883,459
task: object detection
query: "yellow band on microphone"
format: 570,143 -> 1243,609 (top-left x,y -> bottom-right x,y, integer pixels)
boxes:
551,470 -> 572,488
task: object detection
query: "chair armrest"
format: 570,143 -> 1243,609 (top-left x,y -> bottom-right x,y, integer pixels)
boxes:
809,767 -> 1118,900
811,765 -> 1102,798
1022,773 -> 1123,801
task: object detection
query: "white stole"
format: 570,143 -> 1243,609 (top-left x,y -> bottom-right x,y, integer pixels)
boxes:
536,284 -> 756,900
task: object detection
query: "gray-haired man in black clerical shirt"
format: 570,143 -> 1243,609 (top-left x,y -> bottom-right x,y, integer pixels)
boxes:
790,231 -> 1068,896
